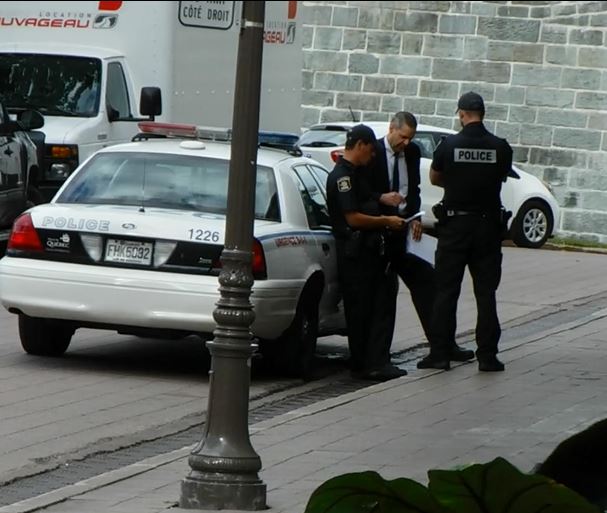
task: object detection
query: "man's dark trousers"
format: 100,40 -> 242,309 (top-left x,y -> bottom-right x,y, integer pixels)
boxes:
336,241 -> 398,373
432,216 -> 502,360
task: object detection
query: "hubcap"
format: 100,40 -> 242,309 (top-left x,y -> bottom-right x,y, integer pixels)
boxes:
522,208 -> 547,243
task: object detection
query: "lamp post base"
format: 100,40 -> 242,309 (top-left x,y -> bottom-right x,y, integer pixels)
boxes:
180,470 -> 267,510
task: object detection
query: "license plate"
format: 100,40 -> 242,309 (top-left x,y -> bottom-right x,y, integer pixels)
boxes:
105,239 -> 153,265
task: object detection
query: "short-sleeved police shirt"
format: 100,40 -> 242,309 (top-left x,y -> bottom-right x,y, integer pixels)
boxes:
432,122 -> 513,212
326,157 -> 362,239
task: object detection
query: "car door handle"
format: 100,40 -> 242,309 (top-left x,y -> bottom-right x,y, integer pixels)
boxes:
321,242 -> 331,254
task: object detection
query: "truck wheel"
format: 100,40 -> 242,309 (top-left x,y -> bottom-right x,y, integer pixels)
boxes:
18,314 -> 74,356
510,199 -> 553,249
260,290 -> 320,380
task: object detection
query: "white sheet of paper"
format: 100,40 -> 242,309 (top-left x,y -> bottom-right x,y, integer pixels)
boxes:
406,230 -> 437,266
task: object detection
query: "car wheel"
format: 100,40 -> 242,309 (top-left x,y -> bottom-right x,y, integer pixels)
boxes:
260,290 -> 320,379
510,199 -> 554,249
18,314 -> 74,356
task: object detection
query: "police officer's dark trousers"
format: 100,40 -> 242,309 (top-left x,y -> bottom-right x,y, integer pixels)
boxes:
431,215 -> 502,360
336,239 -> 398,373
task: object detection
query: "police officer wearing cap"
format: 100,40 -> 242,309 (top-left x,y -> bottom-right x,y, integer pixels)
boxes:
326,124 -> 408,381
417,92 -> 513,372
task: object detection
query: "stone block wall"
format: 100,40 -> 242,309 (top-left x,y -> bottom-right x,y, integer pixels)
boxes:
301,1 -> 607,243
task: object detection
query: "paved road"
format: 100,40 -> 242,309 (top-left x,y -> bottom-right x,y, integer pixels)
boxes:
0,245 -> 605,485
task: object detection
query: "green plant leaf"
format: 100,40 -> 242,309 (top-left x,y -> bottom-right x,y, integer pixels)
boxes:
304,471 -> 450,513
428,457 -> 600,513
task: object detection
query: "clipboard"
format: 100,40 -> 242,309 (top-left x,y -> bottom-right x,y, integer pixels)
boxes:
406,230 -> 437,266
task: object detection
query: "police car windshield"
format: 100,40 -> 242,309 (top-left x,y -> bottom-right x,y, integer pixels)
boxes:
298,129 -> 348,147
56,152 -> 281,221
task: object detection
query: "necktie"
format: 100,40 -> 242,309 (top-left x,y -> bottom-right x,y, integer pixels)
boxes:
392,152 -> 400,192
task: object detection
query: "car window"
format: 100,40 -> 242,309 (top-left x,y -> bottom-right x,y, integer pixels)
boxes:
294,165 -> 330,229
298,128 -> 348,147
56,152 -> 280,221
106,62 -> 131,118
412,133 -> 436,159
307,164 -> 329,194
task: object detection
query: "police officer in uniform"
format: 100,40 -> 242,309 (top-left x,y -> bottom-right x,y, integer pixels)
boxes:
326,124 -> 408,381
417,92 -> 513,372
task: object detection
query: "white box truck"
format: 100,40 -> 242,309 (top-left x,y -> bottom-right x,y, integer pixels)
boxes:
0,1 -> 302,200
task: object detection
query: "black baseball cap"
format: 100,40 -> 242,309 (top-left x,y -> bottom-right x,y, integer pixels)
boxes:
346,124 -> 377,145
456,91 -> 485,113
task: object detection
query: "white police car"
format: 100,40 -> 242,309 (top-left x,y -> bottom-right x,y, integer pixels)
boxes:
299,122 -> 560,249
0,123 -> 344,377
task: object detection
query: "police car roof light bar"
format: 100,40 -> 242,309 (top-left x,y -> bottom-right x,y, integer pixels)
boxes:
137,122 -> 197,138
195,126 -> 232,142
258,131 -> 300,153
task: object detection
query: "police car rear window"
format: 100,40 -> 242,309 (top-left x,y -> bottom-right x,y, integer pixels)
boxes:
298,128 -> 348,147
56,152 -> 280,221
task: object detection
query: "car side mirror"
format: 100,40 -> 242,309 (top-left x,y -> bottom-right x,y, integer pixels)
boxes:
17,109 -> 44,130
140,87 -> 162,120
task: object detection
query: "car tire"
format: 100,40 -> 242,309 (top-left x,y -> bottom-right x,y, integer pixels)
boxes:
510,199 -> 553,249
18,314 -> 74,356
260,289 -> 320,380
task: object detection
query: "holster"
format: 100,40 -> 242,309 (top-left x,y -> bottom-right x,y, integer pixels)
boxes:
432,201 -> 447,225
500,207 -> 513,240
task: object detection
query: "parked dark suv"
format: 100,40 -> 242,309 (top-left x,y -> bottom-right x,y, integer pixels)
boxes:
0,101 -> 45,248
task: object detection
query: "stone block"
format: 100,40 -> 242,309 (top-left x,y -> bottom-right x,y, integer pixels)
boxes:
578,47 -> 607,69
423,35 -> 464,58
381,95 -> 403,113
603,133 -> 607,151
478,18 -> 540,42
451,2 -> 471,14
562,211 -> 607,237
463,36 -> 488,59
418,115 -> 454,129
436,99 -> 458,115
512,145 -> 529,163
459,82 -> 495,101
304,50 -> 348,72
511,64 -> 561,87
561,191 -> 579,209
315,73 -> 363,92
603,71 -> 607,91
336,92 -> 381,111
581,191 -> 607,211
380,56 -> 432,76
302,70 -> 314,90
561,68 -> 602,91
570,168 -> 607,190
303,90 -> 335,107
488,42 -> 543,63
540,25 -> 567,43
406,1 -> 451,11
496,122 -> 521,143
495,85 -> 525,104
402,97 -> 436,114
536,109 -> 587,128
358,7 -> 394,30
302,107 -> 320,127
587,152 -> 607,172
526,87 -> 574,108
521,124 -> 552,146
484,104 -> 509,121
396,78 -> 419,96
470,3 -> 497,17
348,53 -> 379,74
439,15 -> 477,34
367,31 -> 401,54
590,13 -> 607,26
402,35 -> 423,55
575,91 -> 607,110
303,5 -> 332,26
530,6 -> 551,18
363,76 -> 395,94
588,113 -> 607,130
553,128 -> 602,151
432,59 -> 510,83
529,147 -> 587,168
551,4 -> 577,16
362,111 -> 391,122
569,28 -> 604,46
577,1 -> 607,14
542,167 -> 568,187
497,5 -> 530,17
510,106 -> 537,123
320,108 -> 361,123
302,26 -> 314,49
394,11 -> 438,33
545,46 -> 577,66
419,80 -> 459,99
343,29 -> 367,50
313,27 -> 343,50
333,6 -> 359,27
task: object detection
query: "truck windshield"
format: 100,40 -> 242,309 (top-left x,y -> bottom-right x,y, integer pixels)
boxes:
0,54 -> 101,118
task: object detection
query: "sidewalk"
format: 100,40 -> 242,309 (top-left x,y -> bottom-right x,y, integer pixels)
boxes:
3,303 -> 607,513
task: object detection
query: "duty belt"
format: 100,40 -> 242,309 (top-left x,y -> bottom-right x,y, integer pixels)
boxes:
446,209 -> 484,217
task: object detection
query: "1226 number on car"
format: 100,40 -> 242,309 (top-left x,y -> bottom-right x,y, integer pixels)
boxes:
188,229 -> 220,243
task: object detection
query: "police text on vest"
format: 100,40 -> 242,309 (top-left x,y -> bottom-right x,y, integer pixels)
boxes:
454,148 -> 497,163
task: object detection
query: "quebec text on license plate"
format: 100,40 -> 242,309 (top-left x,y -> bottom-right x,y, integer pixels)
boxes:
105,239 -> 153,265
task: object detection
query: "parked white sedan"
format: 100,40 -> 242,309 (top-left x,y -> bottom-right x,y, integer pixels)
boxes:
298,122 -> 560,248
0,123 -> 344,377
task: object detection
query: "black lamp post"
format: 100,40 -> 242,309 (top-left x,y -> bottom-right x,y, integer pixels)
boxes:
180,1 -> 267,509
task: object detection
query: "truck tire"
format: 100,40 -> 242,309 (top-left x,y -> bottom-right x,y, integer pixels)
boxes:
18,314 -> 74,356
510,199 -> 553,249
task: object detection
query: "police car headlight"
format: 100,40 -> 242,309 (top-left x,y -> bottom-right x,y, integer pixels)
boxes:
153,241 -> 177,267
80,234 -> 103,261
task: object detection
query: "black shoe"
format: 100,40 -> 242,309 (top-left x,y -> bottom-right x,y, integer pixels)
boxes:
450,344 -> 475,362
353,364 -> 407,381
478,357 -> 505,372
417,355 -> 450,370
